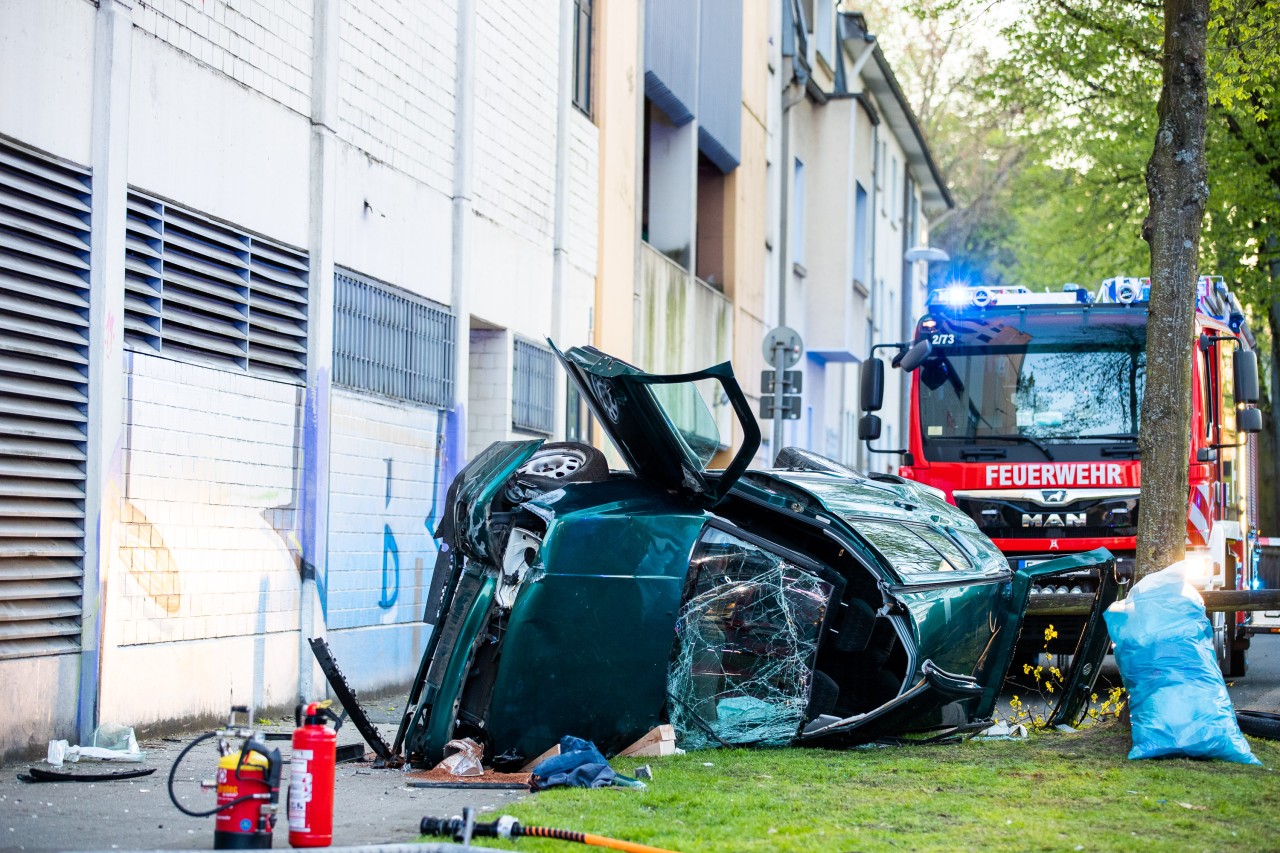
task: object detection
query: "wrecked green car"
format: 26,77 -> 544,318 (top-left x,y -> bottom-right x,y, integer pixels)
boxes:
388,345 -> 1118,768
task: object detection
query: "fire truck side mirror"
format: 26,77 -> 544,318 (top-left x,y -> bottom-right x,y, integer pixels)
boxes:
858,414 -> 882,441
1234,349 -> 1259,404
898,338 -> 933,372
861,358 -> 885,412
1238,406 -> 1263,434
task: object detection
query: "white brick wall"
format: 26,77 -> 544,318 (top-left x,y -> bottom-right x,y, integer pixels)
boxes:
132,0 -> 313,114
115,354 -> 301,648
566,110 -> 600,275
336,0 -> 458,197
328,390 -> 444,631
472,0 -> 559,244
467,329 -> 514,451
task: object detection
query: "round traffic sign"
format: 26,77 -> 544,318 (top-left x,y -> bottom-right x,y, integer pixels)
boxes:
763,326 -> 803,369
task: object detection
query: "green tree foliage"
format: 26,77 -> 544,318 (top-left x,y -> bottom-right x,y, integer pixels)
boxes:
987,0 -> 1279,298
869,0 -> 1278,297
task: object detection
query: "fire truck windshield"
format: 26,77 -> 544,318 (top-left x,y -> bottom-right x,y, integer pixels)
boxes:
916,309 -> 1146,461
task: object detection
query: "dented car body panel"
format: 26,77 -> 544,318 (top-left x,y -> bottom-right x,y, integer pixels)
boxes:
391,347 -> 1117,767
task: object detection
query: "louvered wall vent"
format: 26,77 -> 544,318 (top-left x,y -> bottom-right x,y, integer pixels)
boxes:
124,191 -> 309,383
333,269 -> 455,408
0,144 -> 91,660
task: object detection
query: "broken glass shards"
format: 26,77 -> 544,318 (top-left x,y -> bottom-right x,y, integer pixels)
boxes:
667,528 -> 832,749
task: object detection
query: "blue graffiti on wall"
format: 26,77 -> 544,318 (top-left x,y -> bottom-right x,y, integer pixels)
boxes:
378,416 -> 450,611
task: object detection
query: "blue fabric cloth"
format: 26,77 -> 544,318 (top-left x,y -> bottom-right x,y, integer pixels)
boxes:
1104,563 -> 1259,765
530,736 -> 617,790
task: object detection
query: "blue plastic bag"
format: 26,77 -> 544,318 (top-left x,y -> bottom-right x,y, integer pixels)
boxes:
1104,561 -> 1259,765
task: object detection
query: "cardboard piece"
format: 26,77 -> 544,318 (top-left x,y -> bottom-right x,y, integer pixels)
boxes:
617,724 -> 679,757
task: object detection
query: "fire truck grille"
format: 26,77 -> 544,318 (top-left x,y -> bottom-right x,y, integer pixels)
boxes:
955,495 -> 1139,540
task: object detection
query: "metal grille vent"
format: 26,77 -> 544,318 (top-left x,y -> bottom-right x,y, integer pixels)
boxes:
124,191 -> 309,383
512,338 -> 555,434
333,269 -> 455,408
0,144 -> 91,660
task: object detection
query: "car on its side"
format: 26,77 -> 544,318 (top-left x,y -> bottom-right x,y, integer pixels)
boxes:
389,345 -> 1117,768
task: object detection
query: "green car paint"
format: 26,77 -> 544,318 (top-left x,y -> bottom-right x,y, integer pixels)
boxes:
388,346 -> 1117,767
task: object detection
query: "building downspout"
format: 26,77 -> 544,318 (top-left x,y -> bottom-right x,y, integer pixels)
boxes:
551,0 -> 574,437
449,0 -> 477,469
299,0 -> 341,705
867,120 -> 880,470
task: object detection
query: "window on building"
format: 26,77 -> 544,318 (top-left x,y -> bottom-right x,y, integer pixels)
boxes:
573,0 -> 593,117
123,190 -> 310,383
697,152 -> 727,289
513,338 -> 556,434
907,177 -> 919,245
815,0 -> 834,67
890,155 -> 899,222
642,99 -> 695,269
332,269 -> 455,407
854,182 -> 868,286
792,158 -> 806,269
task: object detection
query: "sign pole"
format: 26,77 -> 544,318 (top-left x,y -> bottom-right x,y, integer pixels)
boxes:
772,341 -> 786,460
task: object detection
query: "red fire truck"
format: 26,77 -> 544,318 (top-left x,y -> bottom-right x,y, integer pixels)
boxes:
859,276 -> 1264,675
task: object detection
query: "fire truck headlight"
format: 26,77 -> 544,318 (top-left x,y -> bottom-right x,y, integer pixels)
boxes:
1182,554 -> 1212,583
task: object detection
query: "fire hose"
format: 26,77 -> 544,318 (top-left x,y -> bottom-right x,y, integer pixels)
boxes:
420,809 -> 682,853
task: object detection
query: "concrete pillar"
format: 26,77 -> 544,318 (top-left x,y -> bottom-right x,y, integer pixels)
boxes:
80,0 -> 133,744
298,0 -> 341,703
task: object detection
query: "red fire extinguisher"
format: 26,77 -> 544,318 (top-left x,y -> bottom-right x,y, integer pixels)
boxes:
288,701 -> 343,847
167,707 -> 282,850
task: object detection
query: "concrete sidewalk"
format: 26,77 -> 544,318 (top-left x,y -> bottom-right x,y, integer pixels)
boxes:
1,709 -> 522,852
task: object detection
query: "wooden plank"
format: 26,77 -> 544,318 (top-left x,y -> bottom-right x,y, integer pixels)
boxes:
519,743 -> 560,772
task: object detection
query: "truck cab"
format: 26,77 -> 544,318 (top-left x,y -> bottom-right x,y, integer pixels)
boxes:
859,276 -> 1263,675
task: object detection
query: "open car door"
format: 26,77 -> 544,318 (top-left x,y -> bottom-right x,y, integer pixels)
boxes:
553,344 -> 761,505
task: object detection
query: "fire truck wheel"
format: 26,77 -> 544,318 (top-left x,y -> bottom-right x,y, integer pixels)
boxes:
1226,616 -> 1249,678
1212,611 -> 1230,678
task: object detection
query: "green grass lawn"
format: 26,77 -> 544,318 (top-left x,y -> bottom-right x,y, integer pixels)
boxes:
457,725 -> 1280,852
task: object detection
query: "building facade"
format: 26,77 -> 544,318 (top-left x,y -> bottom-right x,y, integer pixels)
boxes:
0,0 -> 948,759
0,0 -> 598,760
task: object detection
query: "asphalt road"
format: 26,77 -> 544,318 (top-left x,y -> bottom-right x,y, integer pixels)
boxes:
1227,633 -> 1280,712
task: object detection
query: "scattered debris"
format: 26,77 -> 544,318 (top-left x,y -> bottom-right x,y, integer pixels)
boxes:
436,738 -> 485,777
618,725 -> 680,758
633,765 -> 653,781
1178,802 -> 1207,811
335,743 -> 366,764
18,767 -> 156,784
530,736 -> 643,791
47,731 -> 145,766
975,721 -> 1028,740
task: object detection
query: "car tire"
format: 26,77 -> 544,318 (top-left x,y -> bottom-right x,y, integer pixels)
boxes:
1236,710 -> 1280,740
517,442 -> 608,483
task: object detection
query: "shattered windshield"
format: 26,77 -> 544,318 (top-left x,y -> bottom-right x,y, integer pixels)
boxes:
917,311 -> 1145,447
668,528 -> 832,748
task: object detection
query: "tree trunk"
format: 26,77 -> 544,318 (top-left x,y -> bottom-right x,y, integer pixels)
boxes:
1136,0 -> 1211,581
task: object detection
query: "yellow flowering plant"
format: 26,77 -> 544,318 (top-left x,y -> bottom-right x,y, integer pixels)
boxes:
992,624 -> 1126,730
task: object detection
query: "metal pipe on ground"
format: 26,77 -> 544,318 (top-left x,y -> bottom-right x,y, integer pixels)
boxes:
1025,589 -> 1280,617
